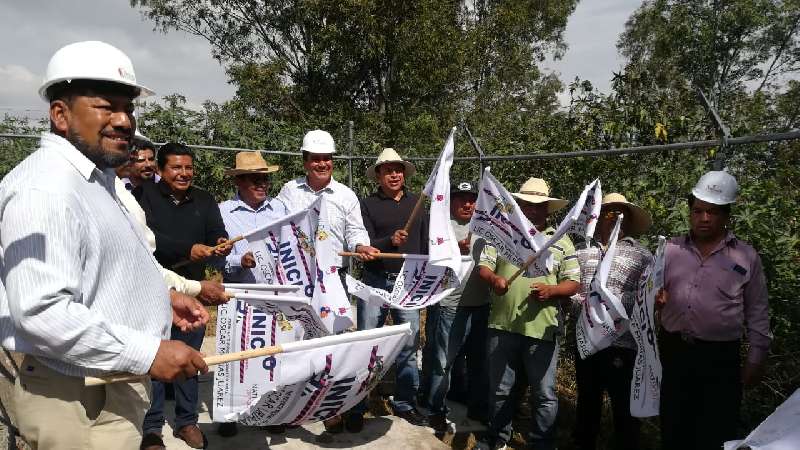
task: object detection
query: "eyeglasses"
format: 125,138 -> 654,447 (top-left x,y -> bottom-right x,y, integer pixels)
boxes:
602,209 -> 625,219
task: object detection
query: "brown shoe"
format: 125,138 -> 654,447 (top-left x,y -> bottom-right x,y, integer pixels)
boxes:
173,424 -> 208,449
323,415 -> 344,434
140,432 -> 166,450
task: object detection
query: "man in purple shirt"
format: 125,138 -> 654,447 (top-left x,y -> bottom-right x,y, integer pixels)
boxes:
656,170 -> 771,450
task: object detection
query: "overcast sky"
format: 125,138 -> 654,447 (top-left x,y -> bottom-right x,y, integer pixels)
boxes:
0,0 -> 641,119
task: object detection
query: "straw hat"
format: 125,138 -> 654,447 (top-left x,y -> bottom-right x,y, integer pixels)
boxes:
224,151 -> 280,176
601,193 -> 652,235
366,148 -> 416,181
511,178 -> 569,213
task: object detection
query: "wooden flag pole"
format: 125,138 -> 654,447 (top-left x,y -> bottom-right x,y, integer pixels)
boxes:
85,344 -> 284,386
402,194 -> 427,233
506,248 -> 547,285
172,235 -> 244,269
339,251 -> 430,260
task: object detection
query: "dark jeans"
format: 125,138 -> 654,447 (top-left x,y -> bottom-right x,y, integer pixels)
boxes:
143,324 -> 206,434
659,330 -> 742,450
351,270 -> 420,415
486,328 -> 559,449
574,346 -> 640,450
424,303 -> 489,416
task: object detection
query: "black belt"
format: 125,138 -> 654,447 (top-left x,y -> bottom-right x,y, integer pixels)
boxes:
662,329 -> 739,346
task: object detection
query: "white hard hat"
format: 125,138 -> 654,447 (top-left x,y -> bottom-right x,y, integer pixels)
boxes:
39,41 -> 154,102
691,170 -> 738,205
301,129 -> 336,154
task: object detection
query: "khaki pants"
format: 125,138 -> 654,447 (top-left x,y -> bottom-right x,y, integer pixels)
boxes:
12,356 -> 151,450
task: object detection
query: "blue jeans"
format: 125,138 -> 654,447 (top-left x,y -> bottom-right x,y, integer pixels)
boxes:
486,328 -> 559,449
143,324 -> 205,434
424,303 -> 489,416
351,270 -> 420,414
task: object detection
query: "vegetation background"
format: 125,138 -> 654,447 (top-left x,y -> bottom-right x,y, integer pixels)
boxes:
1,0 -> 798,448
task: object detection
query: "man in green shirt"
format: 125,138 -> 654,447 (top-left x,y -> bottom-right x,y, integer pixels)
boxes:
474,178 -> 580,450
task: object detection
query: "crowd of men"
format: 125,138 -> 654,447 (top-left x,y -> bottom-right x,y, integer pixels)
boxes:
0,41 -> 771,450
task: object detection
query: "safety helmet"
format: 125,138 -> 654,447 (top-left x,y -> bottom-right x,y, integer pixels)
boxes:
39,41 -> 154,102
301,130 -> 336,154
691,170 -> 738,205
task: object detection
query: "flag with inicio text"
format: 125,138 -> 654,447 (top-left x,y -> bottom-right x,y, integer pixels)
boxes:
575,214 -> 629,359
630,236 -> 665,417
423,127 -> 461,273
216,324 -> 411,426
468,167 -> 551,277
312,197 -> 354,332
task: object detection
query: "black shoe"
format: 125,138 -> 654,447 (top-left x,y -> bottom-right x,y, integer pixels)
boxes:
394,408 -> 428,426
323,415 -> 344,433
265,424 -> 286,434
140,432 -> 166,450
429,413 -> 448,433
471,436 -> 507,450
217,422 -> 238,438
345,413 -> 364,433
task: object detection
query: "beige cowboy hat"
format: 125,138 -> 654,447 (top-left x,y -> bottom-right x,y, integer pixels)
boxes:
224,151 -> 280,176
366,148 -> 416,181
601,193 -> 652,235
512,178 -> 569,213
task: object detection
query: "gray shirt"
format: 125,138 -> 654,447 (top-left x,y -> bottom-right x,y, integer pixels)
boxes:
0,133 -> 171,377
439,219 -> 490,307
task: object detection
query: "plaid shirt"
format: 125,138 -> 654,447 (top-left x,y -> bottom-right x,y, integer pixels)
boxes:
572,237 -> 652,350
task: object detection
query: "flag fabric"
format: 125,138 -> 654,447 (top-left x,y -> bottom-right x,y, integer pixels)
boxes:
575,214 -> 629,359
344,255 -> 472,310
423,127 -> 461,273
469,167 -> 552,277
312,196 -> 354,333
214,294 -> 326,423
629,236 -> 665,417
723,388 -> 800,450
215,324 -> 412,425
562,179 -> 602,242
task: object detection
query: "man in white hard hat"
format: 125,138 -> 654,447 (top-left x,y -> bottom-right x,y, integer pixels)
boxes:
656,170 -> 771,450
0,41 -> 208,449
277,129 -> 378,264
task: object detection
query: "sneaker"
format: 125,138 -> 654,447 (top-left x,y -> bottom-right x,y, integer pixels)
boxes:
471,436 -> 507,450
394,408 -> 429,427
217,422 -> 238,437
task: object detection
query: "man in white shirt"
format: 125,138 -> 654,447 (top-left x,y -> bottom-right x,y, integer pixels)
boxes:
0,41 -> 207,450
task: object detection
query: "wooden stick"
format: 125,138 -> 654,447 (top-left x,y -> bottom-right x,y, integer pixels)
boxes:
85,344 -> 284,386
172,236 -> 244,269
506,248 -> 546,285
339,251 -> 429,260
402,194 -> 427,233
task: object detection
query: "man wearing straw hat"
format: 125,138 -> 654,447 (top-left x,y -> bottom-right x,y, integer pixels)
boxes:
570,193 -> 653,450
475,178 -> 580,450
344,148 -> 429,432
215,151 -> 287,438
657,170 -> 770,450
0,41 -> 208,449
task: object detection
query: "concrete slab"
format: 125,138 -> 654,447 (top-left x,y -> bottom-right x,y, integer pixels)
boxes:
159,336 -> 452,449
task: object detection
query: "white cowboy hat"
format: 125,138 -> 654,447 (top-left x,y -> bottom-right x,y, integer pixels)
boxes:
224,151 -> 280,176
511,178 -> 568,213
366,148 -> 416,181
601,193 -> 652,235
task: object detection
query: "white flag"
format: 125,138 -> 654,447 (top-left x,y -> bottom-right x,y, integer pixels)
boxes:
216,324 -> 411,425
575,214 -> 629,359
469,167 -> 551,277
563,179 -> 602,242
423,127 -> 461,272
724,388 -> 800,450
345,255 -> 472,310
630,236 -> 665,417
312,197 -> 354,333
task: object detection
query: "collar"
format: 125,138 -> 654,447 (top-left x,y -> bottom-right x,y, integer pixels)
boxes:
229,193 -> 275,213
299,176 -> 336,194
684,231 -> 738,253
157,179 -> 193,204
375,186 -> 407,200
41,132 -> 98,181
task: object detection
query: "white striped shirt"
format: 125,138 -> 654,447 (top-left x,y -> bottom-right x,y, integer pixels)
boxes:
277,176 -> 370,267
0,133 -> 172,377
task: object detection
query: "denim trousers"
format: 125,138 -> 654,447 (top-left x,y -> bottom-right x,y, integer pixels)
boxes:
424,303 -> 489,416
142,324 -> 205,434
351,270 -> 420,414
486,328 -> 559,449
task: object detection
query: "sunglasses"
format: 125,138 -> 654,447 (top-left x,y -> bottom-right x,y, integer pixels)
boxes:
602,209 -> 625,219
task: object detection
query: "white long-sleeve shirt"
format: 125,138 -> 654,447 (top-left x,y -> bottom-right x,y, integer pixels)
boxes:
277,176 -> 370,268
0,133 -> 171,377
